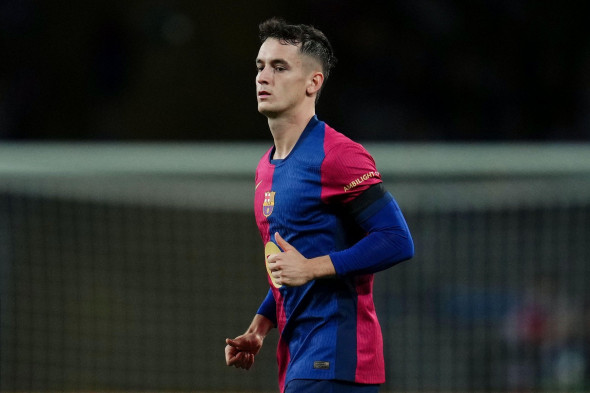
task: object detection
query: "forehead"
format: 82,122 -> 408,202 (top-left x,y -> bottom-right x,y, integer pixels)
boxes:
256,38 -> 302,63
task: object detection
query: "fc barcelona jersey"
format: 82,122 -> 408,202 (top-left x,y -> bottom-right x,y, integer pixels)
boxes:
254,116 -> 386,390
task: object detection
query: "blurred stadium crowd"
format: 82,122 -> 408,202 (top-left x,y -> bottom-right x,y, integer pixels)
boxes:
1,0 -> 589,141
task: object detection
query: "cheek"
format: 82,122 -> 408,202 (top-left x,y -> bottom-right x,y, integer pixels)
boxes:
284,79 -> 307,97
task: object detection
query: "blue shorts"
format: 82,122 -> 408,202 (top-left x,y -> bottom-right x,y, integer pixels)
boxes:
285,379 -> 380,393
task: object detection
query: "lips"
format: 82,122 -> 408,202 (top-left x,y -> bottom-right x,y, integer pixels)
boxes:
258,90 -> 271,98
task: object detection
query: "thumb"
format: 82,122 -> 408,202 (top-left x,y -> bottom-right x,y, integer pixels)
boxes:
274,232 -> 294,252
226,338 -> 240,348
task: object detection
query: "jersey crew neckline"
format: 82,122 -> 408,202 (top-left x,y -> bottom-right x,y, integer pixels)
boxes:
267,115 -> 321,166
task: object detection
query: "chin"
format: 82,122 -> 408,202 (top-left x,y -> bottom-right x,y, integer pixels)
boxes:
258,105 -> 279,118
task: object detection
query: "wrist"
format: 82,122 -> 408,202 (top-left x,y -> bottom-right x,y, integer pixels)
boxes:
310,255 -> 337,280
247,314 -> 275,338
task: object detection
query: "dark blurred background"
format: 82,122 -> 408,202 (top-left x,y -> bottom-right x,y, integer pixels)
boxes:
1,0 -> 589,142
2,2 -> 590,391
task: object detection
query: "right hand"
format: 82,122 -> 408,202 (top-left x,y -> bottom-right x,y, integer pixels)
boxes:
225,332 -> 264,370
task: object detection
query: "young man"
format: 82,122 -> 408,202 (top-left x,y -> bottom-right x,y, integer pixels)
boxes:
225,17 -> 414,393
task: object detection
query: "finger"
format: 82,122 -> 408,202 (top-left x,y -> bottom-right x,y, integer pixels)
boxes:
227,356 -> 239,367
235,352 -> 252,369
226,350 -> 240,366
237,352 -> 253,370
233,352 -> 245,368
244,353 -> 255,370
230,351 -> 243,368
225,343 -> 237,356
272,272 -> 283,286
225,343 -> 232,353
274,232 -> 293,252
266,253 -> 279,265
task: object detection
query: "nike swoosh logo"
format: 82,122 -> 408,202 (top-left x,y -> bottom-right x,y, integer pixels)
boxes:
255,181 -> 263,190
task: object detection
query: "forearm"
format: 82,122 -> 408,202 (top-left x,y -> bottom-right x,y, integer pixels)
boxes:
308,255 -> 337,279
246,314 -> 275,338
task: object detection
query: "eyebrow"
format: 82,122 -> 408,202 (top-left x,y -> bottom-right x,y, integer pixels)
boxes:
256,58 -> 290,67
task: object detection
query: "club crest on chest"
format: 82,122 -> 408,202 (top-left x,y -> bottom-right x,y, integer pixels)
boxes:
263,191 -> 276,217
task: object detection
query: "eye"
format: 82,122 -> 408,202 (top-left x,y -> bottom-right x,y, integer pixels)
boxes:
275,66 -> 286,72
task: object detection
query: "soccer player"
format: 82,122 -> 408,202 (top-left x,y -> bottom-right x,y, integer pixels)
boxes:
225,17 -> 414,393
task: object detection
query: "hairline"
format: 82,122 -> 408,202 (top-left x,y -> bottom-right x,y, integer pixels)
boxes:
260,37 -> 324,74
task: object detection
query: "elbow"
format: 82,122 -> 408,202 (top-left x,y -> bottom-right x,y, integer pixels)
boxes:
396,230 -> 414,262
404,237 -> 415,261
378,234 -> 414,272
383,230 -> 414,266
404,227 -> 415,260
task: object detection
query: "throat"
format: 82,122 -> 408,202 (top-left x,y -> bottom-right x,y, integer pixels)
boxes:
272,146 -> 292,160
269,115 -> 313,159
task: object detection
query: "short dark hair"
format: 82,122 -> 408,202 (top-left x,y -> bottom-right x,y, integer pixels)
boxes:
259,17 -> 337,97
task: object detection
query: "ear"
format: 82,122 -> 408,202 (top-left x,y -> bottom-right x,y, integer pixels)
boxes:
306,71 -> 324,97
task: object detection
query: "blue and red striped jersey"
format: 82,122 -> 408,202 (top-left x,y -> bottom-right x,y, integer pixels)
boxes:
254,116 -> 401,391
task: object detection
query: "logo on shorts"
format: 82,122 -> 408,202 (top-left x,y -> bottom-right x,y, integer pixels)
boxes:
263,191 -> 276,217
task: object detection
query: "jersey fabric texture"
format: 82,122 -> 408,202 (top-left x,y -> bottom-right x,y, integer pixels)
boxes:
254,115 -> 412,392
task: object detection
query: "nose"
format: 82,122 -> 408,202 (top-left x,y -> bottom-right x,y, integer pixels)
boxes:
257,66 -> 271,85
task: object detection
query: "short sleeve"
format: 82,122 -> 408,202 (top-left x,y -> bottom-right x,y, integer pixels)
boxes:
256,288 -> 277,326
320,142 -> 382,205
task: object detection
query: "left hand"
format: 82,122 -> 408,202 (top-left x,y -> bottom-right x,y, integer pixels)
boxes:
266,232 -> 314,287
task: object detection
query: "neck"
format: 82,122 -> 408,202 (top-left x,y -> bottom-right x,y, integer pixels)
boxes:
268,109 -> 315,159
